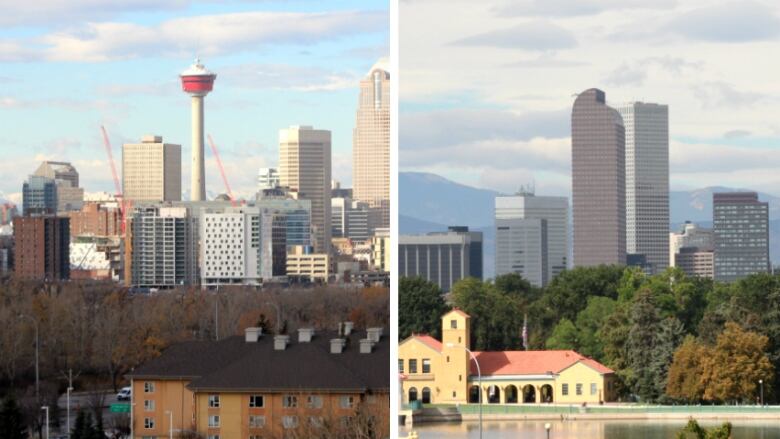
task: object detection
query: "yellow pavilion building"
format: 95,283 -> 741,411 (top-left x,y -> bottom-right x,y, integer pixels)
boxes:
399,309 -> 617,406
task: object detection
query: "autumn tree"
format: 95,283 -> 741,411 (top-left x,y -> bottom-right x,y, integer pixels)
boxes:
666,336 -> 708,402
701,322 -> 774,403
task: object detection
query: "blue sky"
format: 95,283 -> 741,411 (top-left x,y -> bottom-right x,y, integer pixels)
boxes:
0,0 -> 388,204
400,0 -> 780,197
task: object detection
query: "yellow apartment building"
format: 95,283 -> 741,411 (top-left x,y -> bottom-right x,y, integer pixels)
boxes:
128,326 -> 389,438
399,309 -> 617,406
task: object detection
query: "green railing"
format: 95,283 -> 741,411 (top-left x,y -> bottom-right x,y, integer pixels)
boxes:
452,404 -> 780,415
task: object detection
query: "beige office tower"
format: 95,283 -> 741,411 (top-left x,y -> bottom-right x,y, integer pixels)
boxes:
353,60 -> 390,231
122,135 -> 182,202
279,126 -> 331,254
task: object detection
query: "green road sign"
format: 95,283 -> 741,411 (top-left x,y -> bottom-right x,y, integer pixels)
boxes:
110,403 -> 130,413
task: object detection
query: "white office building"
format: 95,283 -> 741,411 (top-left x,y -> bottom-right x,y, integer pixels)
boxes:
257,167 -> 280,190
495,192 -> 568,287
615,102 -> 670,273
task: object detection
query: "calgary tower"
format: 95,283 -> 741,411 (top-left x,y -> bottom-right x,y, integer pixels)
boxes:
180,58 -> 217,201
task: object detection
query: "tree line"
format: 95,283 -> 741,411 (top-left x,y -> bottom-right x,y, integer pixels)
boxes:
400,267 -> 778,404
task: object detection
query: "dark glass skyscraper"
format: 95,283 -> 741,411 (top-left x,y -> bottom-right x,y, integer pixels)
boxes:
713,192 -> 770,282
571,88 -> 626,266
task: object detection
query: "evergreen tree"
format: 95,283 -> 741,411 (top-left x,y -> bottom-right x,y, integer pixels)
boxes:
626,289 -> 661,401
399,276 -> 448,340
0,394 -> 27,439
651,317 -> 685,400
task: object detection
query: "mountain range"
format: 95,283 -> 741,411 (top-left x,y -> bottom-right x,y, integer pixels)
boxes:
400,171 -> 780,278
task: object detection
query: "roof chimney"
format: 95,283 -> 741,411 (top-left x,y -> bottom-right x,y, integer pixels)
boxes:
245,327 -> 263,343
298,328 -> 315,343
274,334 -> 290,350
366,327 -> 383,343
330,338 -> 346,354
344,322 -> 354,336
359,338 -> 375,354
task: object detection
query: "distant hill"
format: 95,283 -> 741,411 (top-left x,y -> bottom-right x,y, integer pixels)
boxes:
401,171 -> 780,276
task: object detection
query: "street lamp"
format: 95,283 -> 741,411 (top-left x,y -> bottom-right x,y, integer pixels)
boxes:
19,314 -> 39,400
545,422 -> 551,439
66,386 -> 74,435
165,410 -> 173,439
215,285 -> 220,341
41,406 -> 49,439
446,343 -> 482,439
759,379 -> 764,406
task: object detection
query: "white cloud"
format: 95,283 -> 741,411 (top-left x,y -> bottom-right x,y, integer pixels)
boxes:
452,21 -> 577,50
493,0 -> 678,17
220,63 -> 360,92
1,10 -> 387,62
666,1 -> 780,42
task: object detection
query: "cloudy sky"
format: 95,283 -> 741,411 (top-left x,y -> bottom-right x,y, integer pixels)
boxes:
0,0 -> 388,204
400,0 -> 780,196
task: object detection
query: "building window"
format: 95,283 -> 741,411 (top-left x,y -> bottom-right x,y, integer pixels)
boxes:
459,374 -> 462,382
451,320 -> 457,329
282,416 -> 298,429
340,416 -> 352,427
249,395 -> 264,408
562,384 -> 569,396
422,359 -> 431,374
447,356 -> 450,363
209,395 -> 220,408
576,384 -> 583,396
249,415 -> 265,428
144,418 -> 154,429
144,382 -> 155,393
340,395 -> 355,409
250,436 -> 262,439
309,416 -> 324,428
409,359 -> 417,374
143,400 -> 154,411
453,391 -> 457,398
208,415 -> 220,428
207,436 -> 219,439
591,383 -> 598,396
307,395 -> 323,409
283,395 -> 298,408
398,359 -> 404,373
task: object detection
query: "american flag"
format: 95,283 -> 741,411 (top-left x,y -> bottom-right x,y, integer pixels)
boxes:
522,313 -> 528,350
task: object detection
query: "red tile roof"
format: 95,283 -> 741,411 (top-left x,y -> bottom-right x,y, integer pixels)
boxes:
470,350 -> 614,376
446,308 -> 470,318
414,335 -> 443,352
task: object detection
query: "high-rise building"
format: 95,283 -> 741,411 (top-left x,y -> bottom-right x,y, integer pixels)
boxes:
33,161 -> 84,213
129,206 -> 197,289
371,227 -> 391,272
353,61 -> 390,231
200,206 -> 286,286
279,126 -> 331,254
398,226 -> 483,292
122,135 -> 182,202
286,245 -> 330,282
331,197 -> 370,242
713,192 -> 770,282
675,247 -> 714,279
670,222 -> 714,267
22,175 -> 57,215
495,192 -> 568,287
614,102 -> 669,273
257,167 -> 280,190
256,190 -> 312,249
12,215 -> 70,280
67,202 -> 121,238
571,88 -> 626,267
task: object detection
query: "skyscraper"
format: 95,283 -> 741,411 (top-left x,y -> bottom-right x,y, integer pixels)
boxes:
398,226 -> 482,292
615,102 -> 669,273
713,192 -> 770,282
13,215 -> 70,280
495,192 -> 568,287
353,61 -> 390,231
33,161 -> 84,213
122,135 -> 182,202
279,126 -> 331,254
571,88 -> 626,267
22,175 -> 57,215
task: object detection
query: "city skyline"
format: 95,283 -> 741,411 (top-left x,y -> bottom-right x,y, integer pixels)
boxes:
400,0 -> 780,197
0,0 -> 389,206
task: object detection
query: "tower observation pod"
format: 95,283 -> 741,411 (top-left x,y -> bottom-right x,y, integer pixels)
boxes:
180,58 -> 217,201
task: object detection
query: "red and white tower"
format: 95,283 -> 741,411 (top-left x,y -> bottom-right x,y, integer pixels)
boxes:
180,58 -> 216,201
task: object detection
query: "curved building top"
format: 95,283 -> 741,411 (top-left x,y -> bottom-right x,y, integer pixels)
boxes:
180,58 -> 217,96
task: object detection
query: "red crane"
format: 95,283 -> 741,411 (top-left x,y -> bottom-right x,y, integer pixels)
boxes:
207,134 -> 238,207
100,125 -> 131,234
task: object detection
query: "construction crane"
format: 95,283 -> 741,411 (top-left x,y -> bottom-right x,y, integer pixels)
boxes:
100,126 -> 131,234
207,134 -> 238,207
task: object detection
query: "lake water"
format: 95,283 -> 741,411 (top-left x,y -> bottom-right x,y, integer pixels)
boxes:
406,419 -> 780,438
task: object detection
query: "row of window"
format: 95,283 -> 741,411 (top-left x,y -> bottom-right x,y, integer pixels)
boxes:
205,394 -> 355,409
399,358 -> 431,374
561,383 -> 599,396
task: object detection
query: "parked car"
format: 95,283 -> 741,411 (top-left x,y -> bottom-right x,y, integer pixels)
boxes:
116,387 -> 131,401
